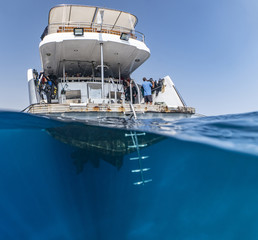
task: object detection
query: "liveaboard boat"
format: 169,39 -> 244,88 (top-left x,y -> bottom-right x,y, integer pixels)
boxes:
26,4 -> 195,120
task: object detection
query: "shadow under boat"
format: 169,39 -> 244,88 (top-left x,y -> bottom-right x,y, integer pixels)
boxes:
46,122 -> 165,174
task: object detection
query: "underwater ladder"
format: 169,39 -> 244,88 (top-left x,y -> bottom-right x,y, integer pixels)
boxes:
125,103 -> 152,185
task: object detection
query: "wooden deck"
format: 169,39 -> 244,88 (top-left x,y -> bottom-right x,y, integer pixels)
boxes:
26,103 -> 195,115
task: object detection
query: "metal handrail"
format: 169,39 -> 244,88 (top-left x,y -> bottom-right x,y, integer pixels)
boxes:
42,22 -> 145,42
173,85 -> 187,107
21,104 -> 36,113
134,83 -> 142,104
129,102 -> 137,119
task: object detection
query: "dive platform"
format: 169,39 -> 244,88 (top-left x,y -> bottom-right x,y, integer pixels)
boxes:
26,103 -> 195,116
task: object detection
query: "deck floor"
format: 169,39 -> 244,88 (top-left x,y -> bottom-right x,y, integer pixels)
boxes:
27,103 -> 195,115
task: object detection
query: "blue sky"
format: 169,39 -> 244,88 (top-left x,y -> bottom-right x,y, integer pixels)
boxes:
0,0 -> 258,115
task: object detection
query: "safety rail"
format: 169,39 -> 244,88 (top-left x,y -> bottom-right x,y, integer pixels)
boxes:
57,77 -> 125,104
41,22 -> 145,42
134,83 -> 142,104
21,104 -> 36,113
59,76 -> 124,85
31,71 -> 145,106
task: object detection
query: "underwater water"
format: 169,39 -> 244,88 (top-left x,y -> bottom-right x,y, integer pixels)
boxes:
1,111 -> 258,239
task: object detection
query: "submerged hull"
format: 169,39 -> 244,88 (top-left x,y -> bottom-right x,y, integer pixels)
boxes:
1,111 -> 258,239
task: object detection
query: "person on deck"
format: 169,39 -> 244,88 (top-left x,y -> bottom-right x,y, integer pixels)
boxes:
39,73 -> 47,101
131,81 -> 138,104
142,77 -> 154,104
124,77 -> 131,101
45,78 -> 53,103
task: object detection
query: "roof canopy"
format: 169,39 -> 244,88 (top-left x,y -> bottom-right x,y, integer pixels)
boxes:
49,5 -> 138,30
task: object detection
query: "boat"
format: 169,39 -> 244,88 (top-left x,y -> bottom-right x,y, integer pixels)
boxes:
25,4 -> 195,120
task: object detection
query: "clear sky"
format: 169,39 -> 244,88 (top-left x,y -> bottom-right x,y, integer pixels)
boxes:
0,0 -> 257,116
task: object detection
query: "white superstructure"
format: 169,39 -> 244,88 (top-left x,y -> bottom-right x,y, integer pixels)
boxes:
26,5 -> 195,118
40,5 -> 150,79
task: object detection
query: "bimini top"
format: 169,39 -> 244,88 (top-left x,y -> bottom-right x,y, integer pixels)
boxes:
48,5 -> 138,34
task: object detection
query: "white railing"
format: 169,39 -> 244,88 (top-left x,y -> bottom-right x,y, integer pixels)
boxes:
41,22 -> 145,42
59,76 -> 123,84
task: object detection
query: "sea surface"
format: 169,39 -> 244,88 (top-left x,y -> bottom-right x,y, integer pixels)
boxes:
1,111 -> 258,239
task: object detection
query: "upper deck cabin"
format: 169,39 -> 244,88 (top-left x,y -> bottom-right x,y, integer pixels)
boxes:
41,5 -> 142,41
40,5 -> 150,80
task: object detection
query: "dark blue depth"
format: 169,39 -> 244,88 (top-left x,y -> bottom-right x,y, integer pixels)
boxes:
0,111 -> 258,239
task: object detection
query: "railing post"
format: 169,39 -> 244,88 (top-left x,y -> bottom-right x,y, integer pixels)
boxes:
108,78 -> 111,102
118,63 -> 121,83
134,83 -> 141,104
130,81 -> 133,103
100,42 -> 105,98
62,60 -> 65,83
91,61 -> 95,80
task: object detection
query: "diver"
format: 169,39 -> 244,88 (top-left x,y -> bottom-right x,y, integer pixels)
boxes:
39,73 -> 48,101
49,75 -> 58,100
131,81 -> 138,104
45,78 -> 53,103
124,77 -> 131,101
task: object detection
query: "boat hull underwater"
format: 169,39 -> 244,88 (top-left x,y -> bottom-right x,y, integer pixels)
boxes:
1,111 -> 258,239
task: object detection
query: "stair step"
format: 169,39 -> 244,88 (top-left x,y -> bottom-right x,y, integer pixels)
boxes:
131,168 -> 150,173
125,132 -> 146,137
133,179 -> 152,185
128,144 -> 147,148
130,156 -> 149,161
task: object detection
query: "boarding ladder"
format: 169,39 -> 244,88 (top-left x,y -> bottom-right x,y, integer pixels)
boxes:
125,103 -> 152,185
123,102 -> 137,119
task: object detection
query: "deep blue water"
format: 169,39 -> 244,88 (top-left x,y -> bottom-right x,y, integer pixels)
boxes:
1,111 -> 258,239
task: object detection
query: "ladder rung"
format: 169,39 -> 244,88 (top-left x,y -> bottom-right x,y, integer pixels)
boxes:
138,144 -> 147,148
143,179 -> 152,184
133,179 -> 152,185
128,144 -> 147,148
135,133 -> 146,136
131,168 -> 150,173
128,145 -> 136,148
125,133 -> 146,137
133,181 -> 144,185
130,156 -> 149,161
125,133 -> 133,137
